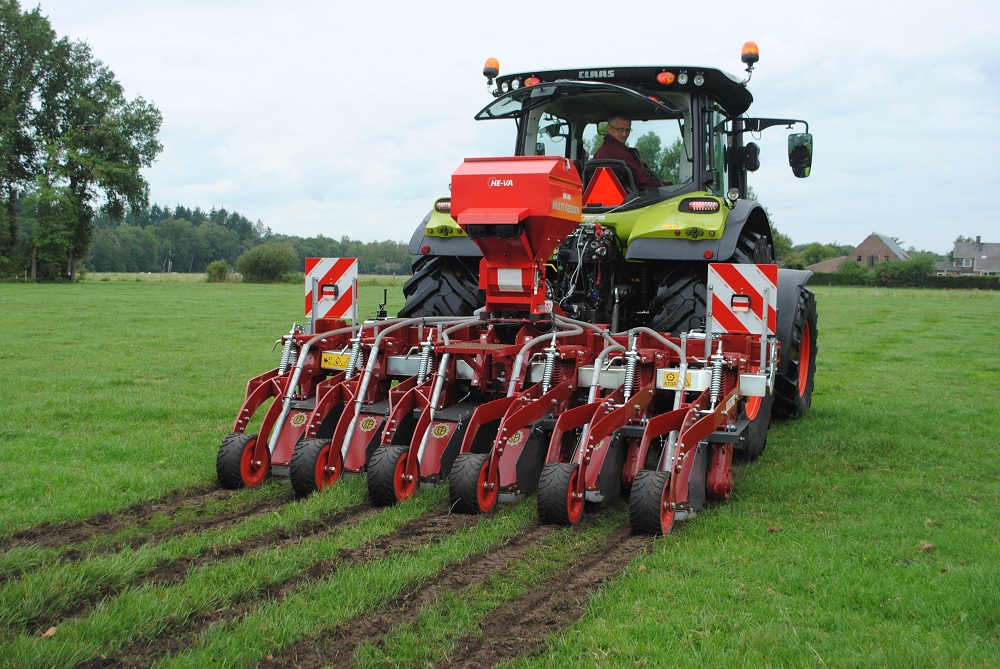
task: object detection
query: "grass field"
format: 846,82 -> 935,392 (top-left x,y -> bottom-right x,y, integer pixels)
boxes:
0,282 -> 997,668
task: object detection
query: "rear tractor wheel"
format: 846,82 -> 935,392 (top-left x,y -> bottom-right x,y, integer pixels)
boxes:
217,433 -> 269,489
289,438 -> 342,499
537,462 -> 585,526
448,453 -> 498,514
367,445 -> 417,507
772,287 -> 818,419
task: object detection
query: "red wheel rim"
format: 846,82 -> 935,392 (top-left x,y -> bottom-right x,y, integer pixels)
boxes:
393,450 -> 417,501
659,477 -> 675,535
566,467 -> 584,525
476,458 -> 498,513
797,320 -> 812,395
239,438 -> 267,487
314,443 -> 341,491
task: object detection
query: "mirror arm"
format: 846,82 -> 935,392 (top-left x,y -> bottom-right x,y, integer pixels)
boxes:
742,117 -> 809,134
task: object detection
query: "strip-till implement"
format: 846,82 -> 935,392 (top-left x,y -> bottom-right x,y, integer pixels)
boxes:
217,155 -> 816,535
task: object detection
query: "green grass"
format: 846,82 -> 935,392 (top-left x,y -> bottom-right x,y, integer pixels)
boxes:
0,280 -> 404,531
0,283 -> 997,667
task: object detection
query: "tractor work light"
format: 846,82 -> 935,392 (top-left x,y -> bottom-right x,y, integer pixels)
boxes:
656,71 -> 676,85
677,72 -> 689,85
731,294 -> 752,312
693,73 -> 705,86
510,79 -> 521,90
435,199 -> 451,213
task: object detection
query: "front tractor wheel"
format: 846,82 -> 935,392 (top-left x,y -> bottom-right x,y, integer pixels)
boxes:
449,453 -> 498,515
367,445 -> 417,507
537,462 -> 585,526
629,469 -> 674,536
290,438 -> 342,499
216,432 -> 269,489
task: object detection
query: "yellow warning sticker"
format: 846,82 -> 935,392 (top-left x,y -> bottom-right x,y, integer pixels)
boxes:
321,352 -> 350,370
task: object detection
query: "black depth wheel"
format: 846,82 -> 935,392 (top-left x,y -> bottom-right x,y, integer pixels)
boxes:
537,462 -> 585,526
290,438 -> 341,499
217,433 -> 268,489
367,445 -> 416,507
629,469 -> 674,536
772,287 -> 818,419
449,453 -> 497,515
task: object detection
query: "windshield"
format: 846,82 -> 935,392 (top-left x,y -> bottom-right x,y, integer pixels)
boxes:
486,84 -> 694,188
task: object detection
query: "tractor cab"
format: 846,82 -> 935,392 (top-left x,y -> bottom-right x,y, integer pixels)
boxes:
475,69 -> 746,213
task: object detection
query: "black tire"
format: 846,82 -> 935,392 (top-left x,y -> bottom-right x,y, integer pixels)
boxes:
648,229 -> 773,334
367,445 -> 414,507
734,391 -> 774,462
216,433 -> 269,489
449,453 -> 497,514
772,287 -> 818,420
629,469 -> 673,536
399,255 -> 483,318
290,438 -> 341,499
537,462 -> 585,526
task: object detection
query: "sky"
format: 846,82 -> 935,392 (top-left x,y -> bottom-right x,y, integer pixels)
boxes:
31,0 -> 1000,255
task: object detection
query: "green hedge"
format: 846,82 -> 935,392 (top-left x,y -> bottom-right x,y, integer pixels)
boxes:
808,272 -> 1000,290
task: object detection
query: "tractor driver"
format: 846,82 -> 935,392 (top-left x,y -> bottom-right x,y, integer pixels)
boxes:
593,112 -> 668,190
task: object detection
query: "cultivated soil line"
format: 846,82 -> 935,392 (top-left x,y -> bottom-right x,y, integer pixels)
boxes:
24,503 -> 378,638
262,522 -> 556,669
444,529 -> 652,668
0,484 -> 267,551
76,505 -> 481,669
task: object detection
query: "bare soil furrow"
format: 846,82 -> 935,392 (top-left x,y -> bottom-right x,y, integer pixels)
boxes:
1,484 -> 241,551
75,505 -> 480,669
264,522 -> 555,669
443,529 -> 652,668
23,504 -> 378,638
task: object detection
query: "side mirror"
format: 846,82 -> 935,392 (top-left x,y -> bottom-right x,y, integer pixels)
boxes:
597,121 -> 608,136
788,133 -> 813,178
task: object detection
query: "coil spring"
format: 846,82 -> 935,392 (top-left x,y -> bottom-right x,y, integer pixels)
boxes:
638,263 -> 651,305
709,342 -> 724,408
277,324 -> 301,375
541,341 -> 559,394
345,337 -> 363,380
623,338 -> 639,402
416,337 -> 433,385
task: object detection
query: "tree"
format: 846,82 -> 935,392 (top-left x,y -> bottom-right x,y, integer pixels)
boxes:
33,38 -> 162,279
0,1 -> 54,271
0,4 -> 162,280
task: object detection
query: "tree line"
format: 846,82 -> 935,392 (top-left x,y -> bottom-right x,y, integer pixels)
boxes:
0,1 -> 162,281
84,203 -> 413,276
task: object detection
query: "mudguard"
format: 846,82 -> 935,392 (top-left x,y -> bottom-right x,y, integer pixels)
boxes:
775,268 -> 813,375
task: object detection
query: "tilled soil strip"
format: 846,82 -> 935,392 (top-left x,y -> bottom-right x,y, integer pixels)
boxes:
25,503 -> 379,638
76,505 -> 481,669
261,522 -> 556,669
1,484 -> 256,551
444,529 -> 652,668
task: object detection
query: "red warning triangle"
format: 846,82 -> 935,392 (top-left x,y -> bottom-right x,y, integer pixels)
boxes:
582,167 -> 627,207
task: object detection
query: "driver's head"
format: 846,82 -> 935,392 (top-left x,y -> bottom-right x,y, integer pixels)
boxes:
606,112 -> 632,142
